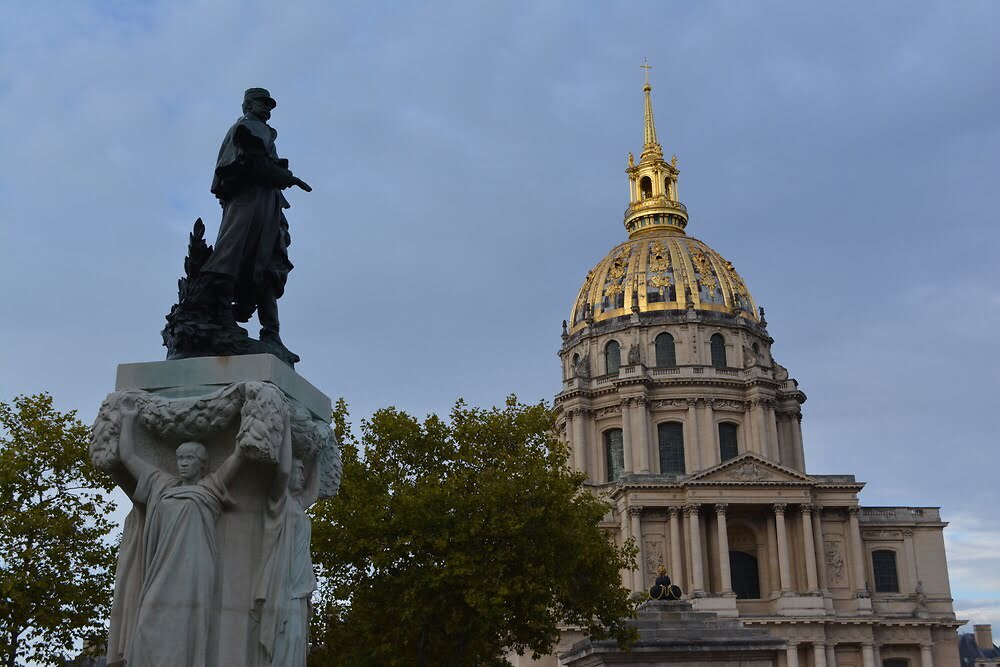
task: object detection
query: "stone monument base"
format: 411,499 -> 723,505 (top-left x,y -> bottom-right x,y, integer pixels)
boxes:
562,600 -> 785,666
91,355 -> 340,667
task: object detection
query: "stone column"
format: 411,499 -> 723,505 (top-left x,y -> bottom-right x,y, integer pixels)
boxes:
699,399 -> 716,465
685,399 -> 702,471
629,506 -> 643,591
861,643 -> 875,667
669,507 -> 683,585
570,409 -> 588,478
765,401 -> 779,460
746,402 -> 760,455
715,503 -> 733,594
813,643 -> 828,667
766,512 -> 780,595
621,399 -> 634,474
785,642 -> 800,667
848,507 -> 868,596
682,509 -> 693,592
791,412 -> 806,470
686,504 -> 705,594
920,643 -> 934,667
619,503 -> 630,586
774,503 -> 792,594
635,397 -> 650,474
752,399 -> 769,458
813,505 -> 828,593
801,504 -> 819,592
825,643 -> 837,667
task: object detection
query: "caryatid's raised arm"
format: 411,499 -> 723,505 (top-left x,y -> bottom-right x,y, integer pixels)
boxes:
117,397 -> 155,483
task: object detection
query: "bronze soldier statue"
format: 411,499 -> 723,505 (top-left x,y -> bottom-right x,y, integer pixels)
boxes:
203,88 -> 311,349
162,88 -> 311,367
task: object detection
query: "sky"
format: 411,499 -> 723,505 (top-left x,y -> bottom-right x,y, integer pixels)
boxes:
2,0 -> 998,637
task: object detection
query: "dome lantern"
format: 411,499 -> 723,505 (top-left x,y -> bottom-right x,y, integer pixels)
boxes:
625,64 -> 688,238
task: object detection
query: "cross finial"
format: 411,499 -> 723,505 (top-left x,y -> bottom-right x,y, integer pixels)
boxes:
641,59 -> 652,85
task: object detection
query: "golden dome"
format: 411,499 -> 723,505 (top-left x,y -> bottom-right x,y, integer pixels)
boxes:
567,71 -> 759,335
568,229 -> 758,334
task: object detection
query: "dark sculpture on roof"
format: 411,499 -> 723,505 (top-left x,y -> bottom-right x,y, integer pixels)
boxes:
162,88 -> 311,367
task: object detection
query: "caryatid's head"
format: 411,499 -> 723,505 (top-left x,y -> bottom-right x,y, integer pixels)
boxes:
175,441 -> 208,484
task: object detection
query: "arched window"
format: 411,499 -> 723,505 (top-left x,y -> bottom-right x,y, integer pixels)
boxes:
872,550 -> 900,592
640,176 -> 652,199
719,422 -> 739,462
657,422 -> 685,475
605,429 -> 624,482
710,333 -> 727,369
664,177 -> 671,199
729,551 -> 761,599
654,332 -> 676,367
605,340 -> 621,375
882,660 -> 908,667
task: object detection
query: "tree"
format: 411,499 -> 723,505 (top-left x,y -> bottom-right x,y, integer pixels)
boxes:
0,394 -> 117,667
308,397 -> 637,667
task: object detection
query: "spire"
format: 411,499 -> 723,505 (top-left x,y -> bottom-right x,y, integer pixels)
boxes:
624,63 -> 688,238
643,81 -> 658,148
640,60 -> 662,161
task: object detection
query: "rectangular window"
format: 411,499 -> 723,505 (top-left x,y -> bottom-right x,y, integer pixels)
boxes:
658,422 -> 685,475
605,429 -> 624,482
872,550 -> 900,593
718,422 -> 739,462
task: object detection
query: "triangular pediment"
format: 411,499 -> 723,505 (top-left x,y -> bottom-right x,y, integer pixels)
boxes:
685,452 -> 815,486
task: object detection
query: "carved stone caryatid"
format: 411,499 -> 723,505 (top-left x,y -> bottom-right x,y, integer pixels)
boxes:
92,381 -> 341,666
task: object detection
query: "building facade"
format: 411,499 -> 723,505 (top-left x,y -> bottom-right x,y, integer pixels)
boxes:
547,79 -> 962,667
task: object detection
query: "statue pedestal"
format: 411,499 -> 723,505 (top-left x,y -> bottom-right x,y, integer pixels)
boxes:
115,353 -> 330,419
92,355 -> 340,667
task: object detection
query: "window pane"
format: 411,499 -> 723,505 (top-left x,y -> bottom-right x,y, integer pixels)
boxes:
710,334 -> 727,369
719,423 -> 739,462
606,341 -> 621,374
658,422 -> 685,475
872,550 -> 900,593
655,333 -> 676,367
605,429 -> 624,482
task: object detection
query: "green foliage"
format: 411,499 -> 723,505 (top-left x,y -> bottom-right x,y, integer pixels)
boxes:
309,396 -> 636,667
0,394 -> 117,667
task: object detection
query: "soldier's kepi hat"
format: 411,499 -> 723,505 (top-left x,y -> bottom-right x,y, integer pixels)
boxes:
244,87 -> 277,109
